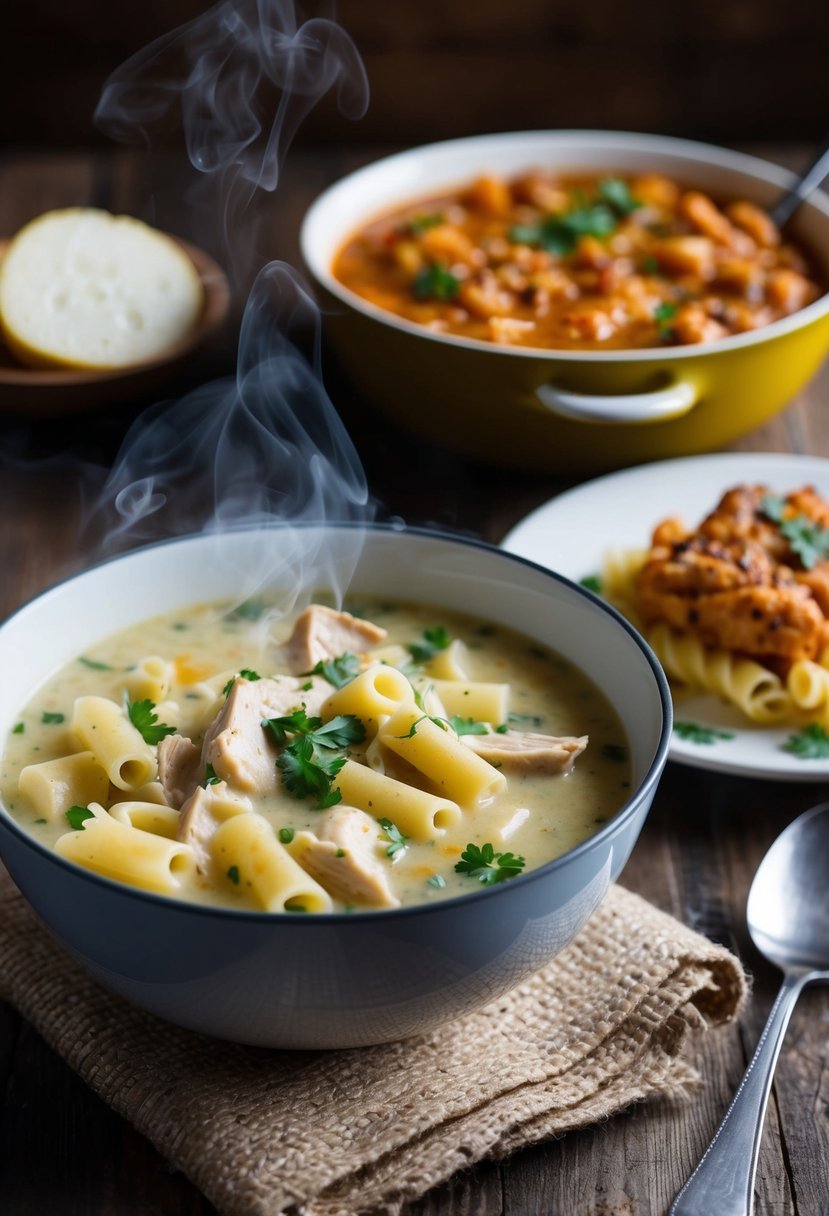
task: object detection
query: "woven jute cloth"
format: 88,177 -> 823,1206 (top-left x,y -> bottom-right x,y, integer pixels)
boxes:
0,869 -> 746,1216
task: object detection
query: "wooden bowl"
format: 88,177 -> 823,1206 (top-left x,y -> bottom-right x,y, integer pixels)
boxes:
0,237 -> 231,416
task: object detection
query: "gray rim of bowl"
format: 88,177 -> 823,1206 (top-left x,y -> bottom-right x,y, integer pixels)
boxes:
0,520 -> 673,924
301,128 -> 829,362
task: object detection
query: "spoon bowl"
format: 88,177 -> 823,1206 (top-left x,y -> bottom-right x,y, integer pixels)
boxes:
671,801 -> 829,1216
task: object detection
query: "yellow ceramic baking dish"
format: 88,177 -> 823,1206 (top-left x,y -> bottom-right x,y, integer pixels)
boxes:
301,131 -> 829,473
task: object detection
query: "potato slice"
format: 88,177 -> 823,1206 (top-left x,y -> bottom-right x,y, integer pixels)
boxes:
0,208 -> 204,370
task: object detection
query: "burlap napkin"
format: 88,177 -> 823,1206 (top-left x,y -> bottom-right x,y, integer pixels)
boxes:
0,868 -> 746,1216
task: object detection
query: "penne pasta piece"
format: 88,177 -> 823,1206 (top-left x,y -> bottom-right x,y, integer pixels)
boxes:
71,695 -> 157,790
123,655 -> 174,705
380,704 -> 507,805
108,801 -> 181,839
55,803 -> 196,893
429,678 -> 509,723
321,663 -> 415,734
209,813 -> 332,912
425,638 -> 470,680
19,750 -> 109,820
334,759 -> 462,840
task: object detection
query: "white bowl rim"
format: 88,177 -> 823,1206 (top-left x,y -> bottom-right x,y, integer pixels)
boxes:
301,128 -> 829,363
0,520 -> 672,924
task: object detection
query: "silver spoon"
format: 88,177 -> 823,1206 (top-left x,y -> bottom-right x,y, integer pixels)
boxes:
670,800 -> 829,1216
769,139 -> 829,229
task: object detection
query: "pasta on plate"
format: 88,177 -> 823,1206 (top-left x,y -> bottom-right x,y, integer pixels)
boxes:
1,599 -> 631,913
600,483 -> 829,726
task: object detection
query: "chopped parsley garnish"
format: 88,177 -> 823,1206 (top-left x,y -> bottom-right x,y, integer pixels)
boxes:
405,212 -> 444,234
412,264 -> 460,301
266,711 -> 365,808
278,827 -> 295,844
580,573 -> 603,594
226,865 -> 240,884
782,722 -> 829,759
396,713 -> 449,739
378,817 -> 408,859
65,805 -> 94,829
222,669 -> 262,697
449,716 -> 489,736
673,720 -> 735,745
408,626 -> 451,664
455,842 -> 526,885
11,723 -> 24,735
304,652 -> 362,690
204,763 -> 221,786
601,742 -> 628,762
41,712 -> 65,725
426,874 -> 446,889
760,495 -> 829,570
597,177 -> 641,217
126,695 -> 176,746
642,254 -> 661,275
653,300 -> 678,339
78,656 -> 113,671
228,598 -> 267,621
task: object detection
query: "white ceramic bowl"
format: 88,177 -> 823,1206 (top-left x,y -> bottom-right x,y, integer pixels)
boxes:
0,525 -> 671,1047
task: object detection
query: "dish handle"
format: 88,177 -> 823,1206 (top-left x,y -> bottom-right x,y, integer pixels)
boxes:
535,378 -> 698,424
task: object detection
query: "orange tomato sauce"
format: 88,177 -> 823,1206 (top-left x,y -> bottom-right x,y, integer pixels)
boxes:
333,171 -> 823,351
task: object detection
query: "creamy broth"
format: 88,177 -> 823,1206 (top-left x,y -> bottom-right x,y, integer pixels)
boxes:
1,598 -> 631,912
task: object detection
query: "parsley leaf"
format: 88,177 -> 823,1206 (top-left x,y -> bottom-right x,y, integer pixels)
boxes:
674,720 -> 735,745
580,573 -> 603,594
277,734 -> 347,804
404,212 -> 444,234
510,202 -> 617,256
125,694 -> 176,746
653,300 -> 678,339
78,656 -> 113,671
66,805 -> 94,829
223,669 -> 261,697
449,715 -> 489,736
378,817 -> 408,859
426,874 -> 446,889
408,626 -> 451,664
601,742 -> 628,762
782,722 -> 829,758
11,723 -> 24,735
455,842 -> 526,884
204,763 -> 221,786
263,707 -> 322,747
598,177 -> 641,217
304,652 -> 362,690
412,264 -> 460,301
226,865 -> 240,884
228,598 -> 267,621
760,494 -> 829,570
310,715 -> 367,749
41,711 -> 65,725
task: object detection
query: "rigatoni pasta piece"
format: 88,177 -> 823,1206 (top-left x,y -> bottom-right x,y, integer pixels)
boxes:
19,750 -> 109,820
209,813 -> 332,912
425,639 -> 469,680
123,655 -> 174,705
108,801 -> 181,839
334,759 -> 461,840
786,654 -> 829,726
647,621 -> 792,723
321,663 -> 414,734
55,803 -> 196,893
70,695 -> 157,790
429,678 -> 509,723
380,704 -> 507,805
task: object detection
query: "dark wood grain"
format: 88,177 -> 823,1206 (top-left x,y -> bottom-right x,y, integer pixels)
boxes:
1,145 -> 828,1216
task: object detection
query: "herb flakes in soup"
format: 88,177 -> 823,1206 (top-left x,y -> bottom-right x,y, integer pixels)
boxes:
1,599 -> 631,913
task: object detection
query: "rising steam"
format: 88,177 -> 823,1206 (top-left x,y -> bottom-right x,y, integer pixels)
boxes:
95,0 -> 368,198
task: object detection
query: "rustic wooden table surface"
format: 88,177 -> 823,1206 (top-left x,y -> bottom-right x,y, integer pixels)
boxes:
0,144 -> 828,1216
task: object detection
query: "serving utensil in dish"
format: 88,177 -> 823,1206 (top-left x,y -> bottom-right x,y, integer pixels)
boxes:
770,137 -> 829,229
0,524 -> 670,1048
0,237 -> 230,416
670,801 -> 829,1216
301,131 -> 829,473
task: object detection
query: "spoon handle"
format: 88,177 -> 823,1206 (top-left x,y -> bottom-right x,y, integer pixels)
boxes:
669,969 -> 808,1216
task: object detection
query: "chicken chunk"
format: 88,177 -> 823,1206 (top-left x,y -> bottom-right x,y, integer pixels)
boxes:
282,606 -> 387,674
157,733 -> 202,810
463,731 -> 588,775
291,806 -> 399,908
177,780 -> 252,872
201,675 -> 328,796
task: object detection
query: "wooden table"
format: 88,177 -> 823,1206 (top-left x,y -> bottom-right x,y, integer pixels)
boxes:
0,145 -> 827,1216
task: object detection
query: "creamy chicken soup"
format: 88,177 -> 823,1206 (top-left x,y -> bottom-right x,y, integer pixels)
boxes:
1,599 -> 631,912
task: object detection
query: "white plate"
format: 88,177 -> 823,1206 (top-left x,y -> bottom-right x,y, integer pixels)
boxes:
502,452 -> 829,781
